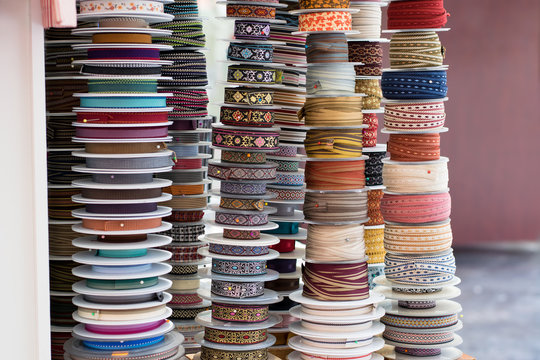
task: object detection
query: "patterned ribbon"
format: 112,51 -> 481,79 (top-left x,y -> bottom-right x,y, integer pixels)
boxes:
349,41 -> 383,76
381,192 -> 451,224
355,79 -> 382,110
170,293 -> 202,305
211,303 -> 269,322
398,300 -> 437,309
220,197 -> 264,211
204,328 -> 268,345
383,328 -> 454,345
152,20 -> 206,48
221,150 -> 267,164
305,160 -> 365,190
365,151 -> 385,186
384,101 -> 446,131
306,64 -> 355,95
171,307 -> 209,320
382,70 -> 448,99
227,65 -> 283,84
211,280 -> 265,298
384,222 -> 453,253
234,20 -> 271,40
228,43 -> 273,63
223,229 -> 261,240
395,348 -> 442,357
305,129 -> 363,158
227,4 -> 276,19
209,243 -> 269,256
303,261 -> 369,300
164,211 -> 205,223
274,172 -> 304,186
366,189 -> 384,226
390,31 -> 445,69
305,33 -> 349,63
299,96 -> 363,127
388,133 -> 440,161
164,184 -> 205,196
164,0 -> 199,17
385,250 -> 456,285
159,51 -> 208,88
274,145 -> 298,157
212,127 -> 279,150
170,264 -> 198,275
304,191 -> 368,222
298,11 -> 352,32
383,161 -> 449,193
209,163 -> 277,180
273,159 -> 299,172
165,90 -> 209,119
365,227 -> 385,264
350,3 -> 382,39
160,243 -> 206,262
387,0 -> 449,30
362,113 -> 378,147
382,313 -> 458,329
81,64 -> 162,76
215,211 -> 269,226
201,347 -> 268,360
225,88 -> 274,106
79,0 -> 164,14
163,196 -> 207,209
306,224 -> 365,261
220,106 -> 275,127
221,182 -> 267,195
300,0 -> 349,8
212,258 -> 267,275
267,187 -> 304,201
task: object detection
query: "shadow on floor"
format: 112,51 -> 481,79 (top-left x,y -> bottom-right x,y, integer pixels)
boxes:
455,248 -> 540,359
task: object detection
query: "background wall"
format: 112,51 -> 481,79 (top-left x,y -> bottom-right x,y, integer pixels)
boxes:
382,0 -> 540,245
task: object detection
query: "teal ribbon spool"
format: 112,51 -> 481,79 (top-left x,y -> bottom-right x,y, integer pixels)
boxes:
96,249 -> 148,258
79,96 -> 167,108
88,79 -> 158,93
264,221 -> 299,235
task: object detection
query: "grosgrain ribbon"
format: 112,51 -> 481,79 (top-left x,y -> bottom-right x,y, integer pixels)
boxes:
87,79 -> 157,93
78,96 -> 168,108
387,0 -> 449,30
75,125 -> 169,139
303,261 -> 369,300
304,191 -> 368,222
84,142 -> 167,154
81,217 -> 162,231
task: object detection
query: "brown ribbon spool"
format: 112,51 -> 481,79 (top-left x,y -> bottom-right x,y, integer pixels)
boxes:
81,188 -> 162,200
85,142 -> 167,154
92,33 -> 152,44
82,218 -> 162,231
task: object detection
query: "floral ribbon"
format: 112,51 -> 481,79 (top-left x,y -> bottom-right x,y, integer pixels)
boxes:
227,4 -> 276,19
215,211 -> 269,226
211,280 -> 265,298
212,127 -> 279,150
208,163 -> 277,180
211,303 -> 269,323
227,65 -> 283,84
228,43 -> 273,63
220,106 -> 275,127
234,20 -> 271,40
221,150 -> 267,164
224,88 -> 274,106
204,328 -> 268,345
220,197 -> 265,211
298,11 -> 352,32
212,258 -> 267,275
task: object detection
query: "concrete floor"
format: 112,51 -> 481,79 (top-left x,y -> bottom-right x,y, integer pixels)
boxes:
455,247 -> 540,359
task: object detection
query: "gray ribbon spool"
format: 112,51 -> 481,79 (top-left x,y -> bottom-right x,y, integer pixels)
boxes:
271,202 -> 297,216
171,133 -> 201,144
92,173 -> 154,184
86,156 -> 173,169
159,171 -> 205,183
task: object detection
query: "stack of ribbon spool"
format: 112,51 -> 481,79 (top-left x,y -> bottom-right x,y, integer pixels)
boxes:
151,2 -> 214,353
373,1 -> 463,359
263,142 -> 307,359
192,1 -> 285,359
284,0 -> 387,359
268,1 -> 308,130
64,2 -> 187,359
45,26 -> 89,360
346,0 -> 388,289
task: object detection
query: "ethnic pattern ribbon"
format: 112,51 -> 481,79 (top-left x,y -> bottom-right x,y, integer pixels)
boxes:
349,41 -> 383,76
209,243 -> 269,256
381,70 -> 448,99
204,328 -> 268,345
223,229 -> 261,240
234,20 -> 271,40
221,150 -> 267,164
300,0 -> 349,9
171,264 -> 198,275
163,224 -> 205,242
298,11 -> 352,32
208,163 -> 277,180
381,313 -> 458,329
211,303 -> 269,323
366,189 -> 384,226
274,172 -> 304,186
384,222 -> 453,254
365,227 -> 385,264
365,151 -> 385,186
383,328 -> 454,345
380,192 -> 451,224
212,258 -> 267,275
273,159 -> 299,172
170,293 -> 202,305
267,187 -> 304,201
384,250 -> 456,285
387,0 -> 449,30
160,243 -> 206,262
215,211 -> 268,226
228,43 -> 273,63
303,261 -> 369,301
211,280 -> 265,298
384,101 -> 446,131
395,348 -> 442,357
305,129 -> 364,158
362,113 -> 378,147
171,307 -> 209,320
221,181 -> 267,195
201,347 -> 268,360
220,197 -> 265,211
224,88 -> 274,106
227,4 -> 276,19
220,106 -> 275,127
164,211 -> 205,223
212,127 -> 279,150
227,65 -> 283,84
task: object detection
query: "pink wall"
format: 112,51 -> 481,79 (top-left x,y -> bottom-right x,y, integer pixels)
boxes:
380,0 -> 540,244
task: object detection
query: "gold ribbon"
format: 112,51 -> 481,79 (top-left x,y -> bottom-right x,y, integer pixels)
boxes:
220,197 -> 264,211
92,33 -> 152,44
304,129 -> 363,158
355,79 -> 382,110
204,328 -> 267,345
298,96 -> 363,127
